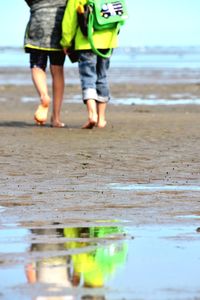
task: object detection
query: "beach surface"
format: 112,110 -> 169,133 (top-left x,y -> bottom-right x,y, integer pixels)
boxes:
1,66 -> 200,299
1,90 -> 200,224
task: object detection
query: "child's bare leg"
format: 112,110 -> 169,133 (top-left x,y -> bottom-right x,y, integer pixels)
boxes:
97,102 -> 107,128
82,99 -> 98,129
50,65 -> 65,127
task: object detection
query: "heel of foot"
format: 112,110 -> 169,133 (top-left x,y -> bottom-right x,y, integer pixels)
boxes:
34,104 -> 49,125
97,120 -> 107,128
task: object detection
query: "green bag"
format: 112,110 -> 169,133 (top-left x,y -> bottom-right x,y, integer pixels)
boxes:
78,0 -> 128,58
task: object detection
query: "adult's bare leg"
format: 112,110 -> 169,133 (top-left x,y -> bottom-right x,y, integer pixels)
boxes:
32,67 -> 50,124
31,67 -> 50,107
50,65 -> 65,127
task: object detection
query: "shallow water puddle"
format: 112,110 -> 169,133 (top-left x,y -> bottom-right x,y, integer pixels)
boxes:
0,223 -> 200,300
177,214 -> 200,220
110,183 -> 200,192
21,96 -> 200,106
0,205 -> 6,213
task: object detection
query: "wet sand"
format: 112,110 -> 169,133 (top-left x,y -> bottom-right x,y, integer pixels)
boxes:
1,68 -> 200,225
1,67 -> 200,298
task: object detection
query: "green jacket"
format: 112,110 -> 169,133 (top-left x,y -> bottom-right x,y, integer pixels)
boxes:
60,0 -> 118,50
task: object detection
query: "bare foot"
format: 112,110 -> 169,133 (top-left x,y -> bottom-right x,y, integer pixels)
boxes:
82,119 -> 97,129
50,116 -> 65,128
51,121 -> 65,128
82,99 -> 98,129
34,104 -> 49,125
97,120 -> 107,128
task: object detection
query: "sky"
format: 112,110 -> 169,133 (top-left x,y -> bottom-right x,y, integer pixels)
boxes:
0,0 -> 200,47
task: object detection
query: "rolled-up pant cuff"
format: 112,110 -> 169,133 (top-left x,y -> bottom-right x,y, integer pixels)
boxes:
82,88 -> 109,103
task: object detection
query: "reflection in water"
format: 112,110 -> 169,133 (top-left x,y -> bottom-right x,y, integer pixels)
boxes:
110,183 -> 200,191
26,226 -> 128,299
1,224 -> 200,299
26,229 -> 73,300
64,227 -> 128,288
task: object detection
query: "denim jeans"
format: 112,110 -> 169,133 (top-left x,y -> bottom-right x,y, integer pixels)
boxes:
78,50 -> 110,103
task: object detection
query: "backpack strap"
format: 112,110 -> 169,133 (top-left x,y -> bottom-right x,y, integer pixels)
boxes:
87,8 -> 121,59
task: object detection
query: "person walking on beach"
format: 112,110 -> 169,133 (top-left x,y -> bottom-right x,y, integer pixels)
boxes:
24,0 -> 67,127
60,0 -> 121,129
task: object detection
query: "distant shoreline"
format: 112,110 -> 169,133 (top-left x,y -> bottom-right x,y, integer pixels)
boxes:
1,72 -> 200,106
1,45 -> 200,70
1,46 -> 200,106
1,45 -> 200,53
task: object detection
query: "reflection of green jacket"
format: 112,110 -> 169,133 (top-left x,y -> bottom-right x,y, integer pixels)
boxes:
64,227 -> 128,287
60,0 -> 118,50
